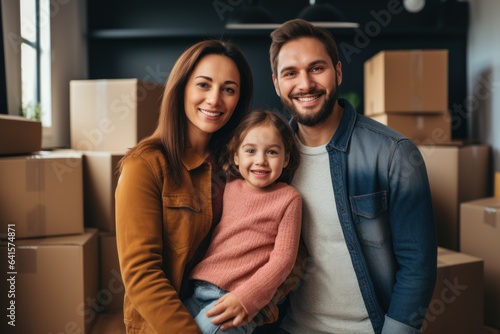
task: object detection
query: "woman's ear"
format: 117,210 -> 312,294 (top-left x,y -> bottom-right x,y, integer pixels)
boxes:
234,153 -> 239,167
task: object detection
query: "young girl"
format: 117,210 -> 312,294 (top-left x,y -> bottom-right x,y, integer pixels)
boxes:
115,40 -> 253,333
184,109 -> 302,334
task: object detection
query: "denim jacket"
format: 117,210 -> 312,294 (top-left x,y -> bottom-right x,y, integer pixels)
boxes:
290,99 -> 437,334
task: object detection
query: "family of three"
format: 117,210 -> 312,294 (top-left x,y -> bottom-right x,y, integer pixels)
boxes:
115,19 -> 437,334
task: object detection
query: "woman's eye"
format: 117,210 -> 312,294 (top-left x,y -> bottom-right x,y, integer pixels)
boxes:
197,82 -> 209,88
223,87 -> 235,94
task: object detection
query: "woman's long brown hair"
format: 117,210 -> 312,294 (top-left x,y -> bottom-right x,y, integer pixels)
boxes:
118,40 -> 253,184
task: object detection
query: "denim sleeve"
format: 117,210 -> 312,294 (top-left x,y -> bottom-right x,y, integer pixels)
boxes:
386,139 -> 437,329
382,315 -> 421,334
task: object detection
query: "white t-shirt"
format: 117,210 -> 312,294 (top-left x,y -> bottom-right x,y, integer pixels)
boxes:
281,139 -> 374,334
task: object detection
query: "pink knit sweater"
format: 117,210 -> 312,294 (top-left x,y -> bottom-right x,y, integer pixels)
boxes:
190,178 -> 302,316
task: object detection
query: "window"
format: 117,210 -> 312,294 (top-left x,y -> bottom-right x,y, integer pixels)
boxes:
20,0 -> 51,127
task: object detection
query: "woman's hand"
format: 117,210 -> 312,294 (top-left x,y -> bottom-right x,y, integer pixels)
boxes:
206,292 -> 255,330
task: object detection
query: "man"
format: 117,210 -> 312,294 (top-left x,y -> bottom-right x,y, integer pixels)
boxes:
269,19 -> 437,334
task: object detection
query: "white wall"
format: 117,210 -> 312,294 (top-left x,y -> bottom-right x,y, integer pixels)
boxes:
468,0 -> 500,172
1,0 -> 88,149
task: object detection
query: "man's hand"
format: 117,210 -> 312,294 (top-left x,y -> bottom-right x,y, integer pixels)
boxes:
205,293 -> 254,331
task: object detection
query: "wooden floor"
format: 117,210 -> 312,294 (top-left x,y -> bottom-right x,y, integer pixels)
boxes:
90,310 -> 125,334
90,310 -> 500,334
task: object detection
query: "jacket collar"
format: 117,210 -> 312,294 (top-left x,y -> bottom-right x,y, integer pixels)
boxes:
182,147 -> 208,171
289,98 -> 357,152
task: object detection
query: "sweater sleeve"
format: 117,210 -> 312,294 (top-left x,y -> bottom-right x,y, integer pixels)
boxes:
231,193 -> 302,316
115,155 -> 201,333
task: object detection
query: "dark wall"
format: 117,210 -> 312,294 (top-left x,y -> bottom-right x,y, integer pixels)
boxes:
87,0 -> 469,138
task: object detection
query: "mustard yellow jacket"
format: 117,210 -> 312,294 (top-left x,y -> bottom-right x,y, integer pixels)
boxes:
115,147 -> 212,334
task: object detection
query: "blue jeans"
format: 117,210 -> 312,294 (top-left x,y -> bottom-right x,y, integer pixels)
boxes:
184,281 -> 257,334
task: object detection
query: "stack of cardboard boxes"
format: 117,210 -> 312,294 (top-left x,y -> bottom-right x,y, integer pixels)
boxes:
364,50 -> 497,333
0,79 -> 164,334
459,181 -> 500,333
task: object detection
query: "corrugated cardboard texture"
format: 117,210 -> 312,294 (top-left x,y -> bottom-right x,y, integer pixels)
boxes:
418,144 -> 490,250
0,151 -> 84,239
83,151 -> 124,232
99,232 -> 124,311
70,79 -> 164,151
364,50 -> 448,116
0,229 -> 99,334
0,115 -> 42,155
370,113 -> 451,145
461,198 -> 500,330
423,247 -> 484,334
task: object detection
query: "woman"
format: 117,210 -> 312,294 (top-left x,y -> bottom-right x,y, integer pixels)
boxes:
115,39 -> 253,333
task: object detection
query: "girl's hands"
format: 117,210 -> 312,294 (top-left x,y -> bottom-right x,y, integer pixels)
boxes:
206,292 -> 255,330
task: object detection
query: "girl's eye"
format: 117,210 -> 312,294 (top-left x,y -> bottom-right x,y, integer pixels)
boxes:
268,150 -> 278,155
246,149 -> 256,154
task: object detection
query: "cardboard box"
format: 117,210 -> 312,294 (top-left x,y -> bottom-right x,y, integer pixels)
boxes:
423,247 -> 483,334
364,50 -> 448,116
370,113 -> 451,145
70,79 -> 164,151
99,232 -> 124,311
0,229 -> 99,334
418,144 -> 490,250
0,150 -> 84,239
495,172 -> 500,199
83,151 -> 124,232
0,115 -> 42,155
460,198 -> 500,329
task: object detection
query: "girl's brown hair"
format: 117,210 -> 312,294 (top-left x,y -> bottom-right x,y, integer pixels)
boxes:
119,39 -> 253,183
223,109 -> 300,184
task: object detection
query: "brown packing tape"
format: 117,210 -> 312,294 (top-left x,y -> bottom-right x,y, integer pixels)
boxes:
26,157 -> 46,236
484,207 -> 498,228
26,157 -> 44,191
410,51 -> 424,111
18,247 -> 37,274
27,204 -> 46,237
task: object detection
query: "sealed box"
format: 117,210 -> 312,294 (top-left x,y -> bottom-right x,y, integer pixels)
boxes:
0,229 -> 99,334
418,144 -> 490,250
423,247 -> 483,334
495,172 -> 500,199
364,50 -> 448,116
99,232 -> 124,311
0,150 -> 84,239
70,79 -> 164,151
0,115 -> 42,155
370,112 -> 451,145
460,198 -> 500,329
83,151 -> 124,232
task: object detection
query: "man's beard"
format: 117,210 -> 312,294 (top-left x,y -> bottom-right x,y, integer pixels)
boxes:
281,84 -> 339,127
